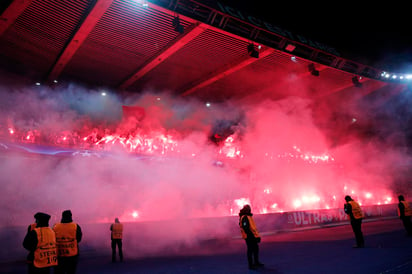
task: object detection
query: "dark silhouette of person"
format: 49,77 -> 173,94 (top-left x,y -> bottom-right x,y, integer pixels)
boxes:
23,212 -> 58,274
110,217 -> 123,262
397,195 -> 412,236
344,195 -> 365,248
239,204 -> 264,270
53,210 -> 83,274
24,217 -> 38,267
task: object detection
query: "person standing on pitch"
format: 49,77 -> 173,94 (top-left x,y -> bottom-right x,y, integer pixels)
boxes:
344,195 -> 365,248
53,210 -> 83,274
23,212 -> 58,274
239,204 -> 264,270
397,195 -> 412,236
110,217 -> 123,262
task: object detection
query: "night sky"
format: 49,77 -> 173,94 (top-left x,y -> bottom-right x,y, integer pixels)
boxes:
219,0 -> 412,73
217,0 -> 412,150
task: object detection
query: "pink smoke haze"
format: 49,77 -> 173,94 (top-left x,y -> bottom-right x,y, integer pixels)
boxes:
0,73 -> 409,231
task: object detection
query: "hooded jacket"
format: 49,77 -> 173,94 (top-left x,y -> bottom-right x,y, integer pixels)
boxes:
239,207 -> 260,239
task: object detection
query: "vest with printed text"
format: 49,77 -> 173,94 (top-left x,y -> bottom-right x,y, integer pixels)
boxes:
53,223 -> 78,257
33,227 -> 58,268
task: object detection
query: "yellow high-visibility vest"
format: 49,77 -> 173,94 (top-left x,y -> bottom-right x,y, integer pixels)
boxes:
349,201 -> 364,219
53,223 -> 78,257
398,201 -> 412,216
33,227 -> 58,268
239,215 -> 260,239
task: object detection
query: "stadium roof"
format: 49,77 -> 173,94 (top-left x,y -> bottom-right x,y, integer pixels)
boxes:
0,0 -> 408,105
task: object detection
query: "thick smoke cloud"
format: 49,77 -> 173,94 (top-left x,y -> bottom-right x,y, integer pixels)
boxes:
0,70 -> 411,258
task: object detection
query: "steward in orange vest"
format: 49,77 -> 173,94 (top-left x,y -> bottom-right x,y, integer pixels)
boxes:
239,205 -> 264,270
53,210 -> 82,274
344,195 -> 365,248
23,212 -> 58,273
110,218 -> 123,262
398,195 -> 412,236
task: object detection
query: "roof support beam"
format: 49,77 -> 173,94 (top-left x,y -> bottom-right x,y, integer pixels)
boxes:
0,0 -> 32,37
47,0 -> 114,83
181,47 -> 275,96
313,79 -> 390,104
119,22 -> 206,90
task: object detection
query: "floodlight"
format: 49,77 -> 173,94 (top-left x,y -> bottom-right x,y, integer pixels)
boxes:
308,63 -> 319,76
352,76 -> 362,87
247,43 -> 259,58
172,16 -> 184,34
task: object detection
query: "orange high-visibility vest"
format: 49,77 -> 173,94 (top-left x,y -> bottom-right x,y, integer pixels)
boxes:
53,223 -> 78,257
33,227 -> 58,268
398,201 -> 412,217
239,215 -> 260,239
111,223 -> 123,239
349,201 -> 364,219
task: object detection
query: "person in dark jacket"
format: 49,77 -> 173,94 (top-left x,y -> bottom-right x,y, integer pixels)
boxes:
25,217 -> 38,266
344,195 -> 365,248
398,195 -> 412,236
53,210 -> 83,274
239,204 -> 264,270
23,212 -> 58,274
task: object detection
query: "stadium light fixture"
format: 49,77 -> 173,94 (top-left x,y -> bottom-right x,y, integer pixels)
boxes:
352,76 -> 362,87
247,43 -> 260,58
308,63 -> 319,76
172,16 -> 184,34
134,0 -> 148,7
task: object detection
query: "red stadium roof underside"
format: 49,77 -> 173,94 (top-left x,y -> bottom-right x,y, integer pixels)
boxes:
0,0 -> 407,105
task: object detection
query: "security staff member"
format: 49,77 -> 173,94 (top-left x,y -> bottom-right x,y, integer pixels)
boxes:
239,204 -> 264,270
110,218 -> 123,262
23,212 -> 58,274
398,195 -> 412,236
344,195 -> 365,248
53,210 -> 82,274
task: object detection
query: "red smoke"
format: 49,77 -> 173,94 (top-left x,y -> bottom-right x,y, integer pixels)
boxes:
0,89 -> 401,224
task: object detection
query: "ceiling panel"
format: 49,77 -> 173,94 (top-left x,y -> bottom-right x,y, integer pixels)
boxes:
0,0 -> 403,106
